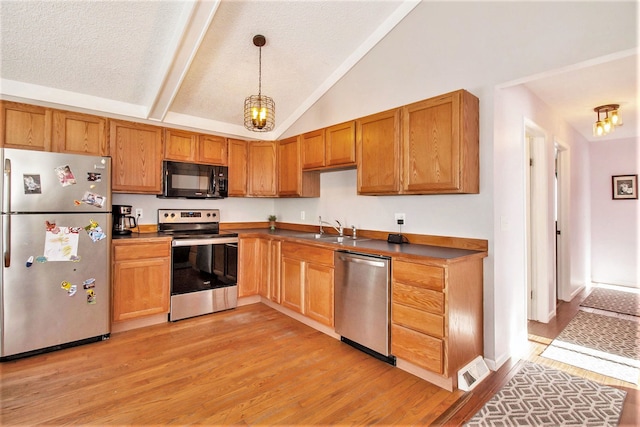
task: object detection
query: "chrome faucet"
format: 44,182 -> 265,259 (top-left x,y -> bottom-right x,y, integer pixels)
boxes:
319,217 -> 343,236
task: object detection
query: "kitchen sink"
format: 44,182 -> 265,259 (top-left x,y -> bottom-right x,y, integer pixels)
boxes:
287,233 -> 369,245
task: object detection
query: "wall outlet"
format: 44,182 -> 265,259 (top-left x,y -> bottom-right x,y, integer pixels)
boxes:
135,208 -> 143,218
394,213 -> 405,225
300,210 -> 305,220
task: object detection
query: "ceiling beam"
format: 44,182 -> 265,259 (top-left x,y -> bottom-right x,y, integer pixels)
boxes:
147,0 -> 222,122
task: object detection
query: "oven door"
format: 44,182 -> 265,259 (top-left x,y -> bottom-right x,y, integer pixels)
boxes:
170,237 -> 238,321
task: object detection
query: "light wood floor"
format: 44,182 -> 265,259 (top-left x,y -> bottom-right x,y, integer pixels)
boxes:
1,303 -> 463,425
2,295 -> 638,426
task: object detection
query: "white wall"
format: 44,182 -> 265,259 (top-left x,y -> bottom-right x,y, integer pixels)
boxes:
113,193 -> 276,225
493,84 -> 592,359
590,137 -> 639,288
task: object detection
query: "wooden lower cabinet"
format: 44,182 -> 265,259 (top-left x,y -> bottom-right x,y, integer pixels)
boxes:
391,256 -> 483,385
238,236 -> 260,297
280,241 -> 334,327
112,239 -> 171,322
240,236 -> 281,300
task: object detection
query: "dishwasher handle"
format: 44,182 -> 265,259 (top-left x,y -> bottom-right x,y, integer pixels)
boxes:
337,254 -> 387,268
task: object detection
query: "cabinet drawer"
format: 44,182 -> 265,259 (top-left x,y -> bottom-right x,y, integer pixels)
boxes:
114,242 -> 170,261
281,242 -> 334,266
393,260 -> 444,291
392,303 -> 444,338
392,282 -> 444,315
391,324 -> 443,374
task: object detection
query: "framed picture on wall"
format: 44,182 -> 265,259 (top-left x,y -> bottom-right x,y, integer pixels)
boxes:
612,174 -> 638,200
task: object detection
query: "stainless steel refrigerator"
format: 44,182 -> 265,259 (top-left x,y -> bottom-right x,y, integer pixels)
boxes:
0,148 -> 111,360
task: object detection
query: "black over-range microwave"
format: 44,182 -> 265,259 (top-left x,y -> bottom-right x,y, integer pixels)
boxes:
161,161 -> 228,199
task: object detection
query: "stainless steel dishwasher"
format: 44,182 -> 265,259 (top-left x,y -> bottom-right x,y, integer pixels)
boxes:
334,251 -> 395,365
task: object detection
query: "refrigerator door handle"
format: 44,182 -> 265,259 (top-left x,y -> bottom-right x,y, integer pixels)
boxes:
3,157 -> 10,267
3,157 -> 10,213
3,214 -> 9,267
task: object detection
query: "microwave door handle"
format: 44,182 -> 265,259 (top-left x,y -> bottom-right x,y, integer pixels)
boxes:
209,169 -> 215,195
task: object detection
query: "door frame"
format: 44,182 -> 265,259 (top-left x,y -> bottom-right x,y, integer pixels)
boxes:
554,138 -> 571,302
524,119 -> 554,322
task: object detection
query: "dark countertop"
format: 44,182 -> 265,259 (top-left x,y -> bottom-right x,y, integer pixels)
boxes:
112,232 -> 170,241
111,227 -> 487,263
236,228 -> 487,263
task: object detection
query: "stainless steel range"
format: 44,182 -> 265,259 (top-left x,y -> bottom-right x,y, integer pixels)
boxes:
158,209 -> 238,321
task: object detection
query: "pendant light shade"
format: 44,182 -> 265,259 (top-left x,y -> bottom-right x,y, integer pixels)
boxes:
244,35 -> 275,132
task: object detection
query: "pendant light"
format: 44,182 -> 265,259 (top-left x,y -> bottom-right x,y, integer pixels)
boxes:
244,34 -> 275,132
593,104 -> 622,137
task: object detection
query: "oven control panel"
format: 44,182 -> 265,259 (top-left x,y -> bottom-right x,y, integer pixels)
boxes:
158,209 -> 220,224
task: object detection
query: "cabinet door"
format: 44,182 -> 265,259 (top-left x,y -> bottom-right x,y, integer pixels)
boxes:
257,238 -> 270,298
109,120 -> 163,194
52,110 -> 107,155
227,138 -> 248,196
0,101 -> 52,151
165,128 -> 197,161
248,141 -> 277,196
238,236 -> 260,297
278,136 -> 301,196
269,239 -> 282,303
326,120 -> 356,168
281,256 -> 303,313
113,257 -> 170,322
304,263 -> 334,327
356,108 -> 401,194
301,129 -> 325,170
199,134 -> 227,165
402,90 -> 479,194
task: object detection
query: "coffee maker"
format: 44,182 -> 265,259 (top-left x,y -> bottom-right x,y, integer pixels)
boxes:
113,204 -> 137,235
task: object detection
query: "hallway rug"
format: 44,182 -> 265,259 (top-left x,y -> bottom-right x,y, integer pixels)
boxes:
465,361 -> 626,426
580,287 -> 640,318
541,310 -> 640,384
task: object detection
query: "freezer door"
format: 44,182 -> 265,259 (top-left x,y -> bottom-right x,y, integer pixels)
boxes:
0,213 -> 111,358
1,148 -> 111,213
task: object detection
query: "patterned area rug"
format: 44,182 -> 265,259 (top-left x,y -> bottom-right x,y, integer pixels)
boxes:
541,310 -> 640,384
466,361 -> 626,426
580,287 -> 640,318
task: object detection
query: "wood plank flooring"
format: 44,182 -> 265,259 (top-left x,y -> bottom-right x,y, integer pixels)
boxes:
1,303 -> 463,425
2,292 -> 638,426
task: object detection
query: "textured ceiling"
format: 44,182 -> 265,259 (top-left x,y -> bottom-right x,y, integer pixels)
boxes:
0,0 -> 636,143
0,0 -> 416,139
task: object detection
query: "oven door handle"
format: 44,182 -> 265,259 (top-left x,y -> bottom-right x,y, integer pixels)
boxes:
171,237 -> 239,247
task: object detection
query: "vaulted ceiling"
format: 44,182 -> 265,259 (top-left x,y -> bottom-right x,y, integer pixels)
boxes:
0,0 -> 637,143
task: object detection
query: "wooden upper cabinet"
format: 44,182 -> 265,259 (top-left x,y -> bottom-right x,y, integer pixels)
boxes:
278,136 -> 320,198
164,128 -> 197,162
248,141 -> 277,197
52,110 -> 107,155
402,89 -> 479,194
109,119 -> 163,194
228,138 -> 248,196
301,121 -> 356,171
199,134 -> 227,165
325,120 -> 356,168
301,129 -> 325,170
356,108 -> 401,194
0,101 -> 52,151
165,129 -> 228,165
